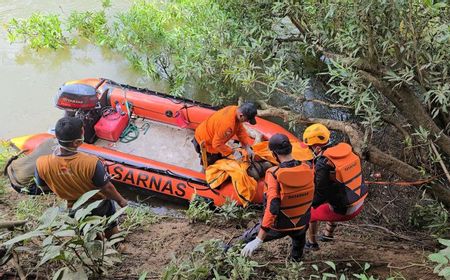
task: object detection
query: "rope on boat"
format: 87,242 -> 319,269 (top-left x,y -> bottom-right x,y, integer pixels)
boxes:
119,101 -> 140,143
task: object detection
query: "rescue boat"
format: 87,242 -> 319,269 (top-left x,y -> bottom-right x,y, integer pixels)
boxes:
10,78 -> 311,206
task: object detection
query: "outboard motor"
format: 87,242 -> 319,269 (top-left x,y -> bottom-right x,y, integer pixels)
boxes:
55,83 -> 101,143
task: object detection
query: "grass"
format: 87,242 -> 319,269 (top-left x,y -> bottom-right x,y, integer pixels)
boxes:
161,239 -> 262,280
0,140 -> 18,197
0,177 -> 8,197
185,195 -> 214,224
217,198 -> 258,224
15,194 -> 60,223
121,204 -> 162,231
410,197 -> 450,236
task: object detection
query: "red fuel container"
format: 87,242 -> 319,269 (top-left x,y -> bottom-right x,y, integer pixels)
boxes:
94,112 -> 129,142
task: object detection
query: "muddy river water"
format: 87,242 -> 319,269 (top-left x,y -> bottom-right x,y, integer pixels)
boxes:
0,0 -> 171,139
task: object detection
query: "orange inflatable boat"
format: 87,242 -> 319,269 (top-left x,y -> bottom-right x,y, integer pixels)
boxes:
10,78 -> 312,206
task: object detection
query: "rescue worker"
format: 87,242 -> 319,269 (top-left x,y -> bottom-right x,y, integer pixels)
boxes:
302,124 -> 368,250
240,134 -> 315,261
193,102 -> 257,166
4,138 -> 56,195
35,117 -> 128,238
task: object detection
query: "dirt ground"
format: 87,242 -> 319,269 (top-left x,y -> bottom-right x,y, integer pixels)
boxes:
0,179 -> 443,279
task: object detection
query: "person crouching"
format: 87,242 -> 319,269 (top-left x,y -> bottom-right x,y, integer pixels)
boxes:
240,133 -> 315,261
302,124 -> 368,250
35,117 -> 129,238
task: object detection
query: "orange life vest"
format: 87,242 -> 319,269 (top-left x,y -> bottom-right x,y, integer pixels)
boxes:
268,163 -> 315,231
322,143 -> 368,207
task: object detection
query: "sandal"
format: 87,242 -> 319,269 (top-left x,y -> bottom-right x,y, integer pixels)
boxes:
304,241 -> 320,251
318,222 -> 336,242
317,234 -> 334,242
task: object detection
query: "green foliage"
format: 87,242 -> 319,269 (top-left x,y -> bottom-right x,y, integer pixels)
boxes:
161,239 -> 262,280
121,204 -> 161,231
428,239 -> 450,279
286,0 -> 449,128
0,140 -> 16,170
0,141 -> 16,196
67,10 -> 109,45
5,0 -> 309,101
3,191 -> 127,278
0,141 -> 18,197
217,198 -> 257,223
6,13 -> 69,49
275,261 -> 389,280
410,198 -> 449,236
185,196 -> 214,224
274,261 -> 306,280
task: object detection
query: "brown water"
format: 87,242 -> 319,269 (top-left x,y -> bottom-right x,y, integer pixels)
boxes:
0,0 -> 169,139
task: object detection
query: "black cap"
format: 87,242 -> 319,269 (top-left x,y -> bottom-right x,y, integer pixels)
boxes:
55,117 -> 83,142
269,133 -> 292,155
239,102 -> 257,125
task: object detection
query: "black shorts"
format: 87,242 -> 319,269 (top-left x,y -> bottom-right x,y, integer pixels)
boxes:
69,199 -> 118,230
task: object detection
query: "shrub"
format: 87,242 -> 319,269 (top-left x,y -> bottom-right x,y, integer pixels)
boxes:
217,198 -> 258,224
162,239 -> 262,280
185,196 -> 214,224
121,204 -> 161,231
2,190 -> 127,279
410,198 -> 450,236
6,13 -> 70,49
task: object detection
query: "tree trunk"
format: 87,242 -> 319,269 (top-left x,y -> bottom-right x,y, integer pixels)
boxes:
360,71 -> 450,158
366,146 -> 450,206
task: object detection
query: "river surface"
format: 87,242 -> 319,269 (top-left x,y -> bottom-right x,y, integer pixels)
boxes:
0,0 -> 170,139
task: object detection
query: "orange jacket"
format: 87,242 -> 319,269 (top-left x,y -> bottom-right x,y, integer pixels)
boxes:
194,106 -> 252,156
261,160 -> 314,231
322,143 -> 368,207
36,152 -> 105,207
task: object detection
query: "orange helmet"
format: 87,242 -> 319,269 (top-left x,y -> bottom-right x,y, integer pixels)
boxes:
303,124 -> 330,146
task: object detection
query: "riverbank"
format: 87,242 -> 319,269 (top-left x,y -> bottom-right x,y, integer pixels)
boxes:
0,180 -> 441,279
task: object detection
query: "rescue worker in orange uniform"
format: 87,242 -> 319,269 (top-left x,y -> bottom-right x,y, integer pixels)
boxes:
240,134 -> 315,261
193,102 -> 257,166
35,117 -> 129,238
302,124 -> 368,250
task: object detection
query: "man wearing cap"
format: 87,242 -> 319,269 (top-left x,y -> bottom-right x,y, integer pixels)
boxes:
240,134 -> 315,261
193,102 -> 258,166
35,117 -> 128,238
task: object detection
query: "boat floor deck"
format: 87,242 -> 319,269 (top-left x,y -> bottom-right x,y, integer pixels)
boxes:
95,118 -> 203,172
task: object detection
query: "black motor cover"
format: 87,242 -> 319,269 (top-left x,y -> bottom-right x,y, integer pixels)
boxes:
55,84 -> 98,111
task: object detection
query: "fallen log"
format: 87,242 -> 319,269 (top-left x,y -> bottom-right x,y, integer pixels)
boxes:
0,220 -> 27,229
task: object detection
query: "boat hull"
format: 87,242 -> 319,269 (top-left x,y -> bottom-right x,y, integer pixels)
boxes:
9,78 -> 312,206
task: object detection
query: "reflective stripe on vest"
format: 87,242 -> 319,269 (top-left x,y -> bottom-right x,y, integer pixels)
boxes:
323,143 -> 368,206
269,163 -> 315,231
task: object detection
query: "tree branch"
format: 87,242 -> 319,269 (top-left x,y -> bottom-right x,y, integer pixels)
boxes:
359,70 -> 450,157
286,15 -> 380,74
253,80 -> 352,109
